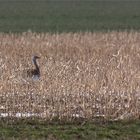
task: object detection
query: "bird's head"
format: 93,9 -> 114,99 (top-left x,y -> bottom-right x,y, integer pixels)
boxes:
32,55 -> 40,60
32,56 -> 40,64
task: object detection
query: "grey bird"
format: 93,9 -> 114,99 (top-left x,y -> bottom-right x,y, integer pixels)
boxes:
27,56 -> 40,80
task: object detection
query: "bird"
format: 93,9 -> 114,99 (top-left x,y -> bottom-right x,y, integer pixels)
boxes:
27,55 -> 40,80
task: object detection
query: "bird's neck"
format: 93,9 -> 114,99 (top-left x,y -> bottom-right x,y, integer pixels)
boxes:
33,59 -> 39,71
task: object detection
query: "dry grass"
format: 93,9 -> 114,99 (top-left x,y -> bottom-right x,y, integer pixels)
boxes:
0,31 -> 140,122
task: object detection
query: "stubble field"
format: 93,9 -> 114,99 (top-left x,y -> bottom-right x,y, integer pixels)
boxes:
0,31 -> 140,122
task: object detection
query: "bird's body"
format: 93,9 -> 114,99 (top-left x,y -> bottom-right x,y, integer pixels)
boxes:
27,56 -> 40,80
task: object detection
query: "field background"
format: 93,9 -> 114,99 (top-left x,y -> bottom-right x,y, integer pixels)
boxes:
0,0 -> 140,140
0,0 -> 140,32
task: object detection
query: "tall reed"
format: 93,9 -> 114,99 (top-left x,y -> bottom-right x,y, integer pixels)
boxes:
0,31 -> 139,122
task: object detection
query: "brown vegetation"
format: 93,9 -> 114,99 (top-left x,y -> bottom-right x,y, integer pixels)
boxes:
0,31 -> 140,122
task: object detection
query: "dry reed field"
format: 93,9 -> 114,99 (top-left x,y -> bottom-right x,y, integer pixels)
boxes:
0,31 -> 140,122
